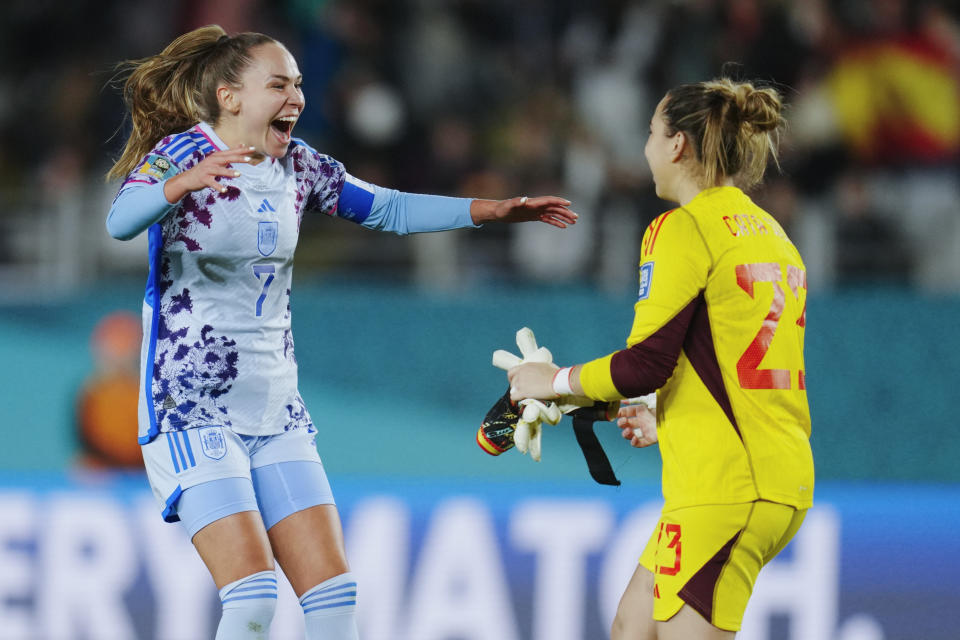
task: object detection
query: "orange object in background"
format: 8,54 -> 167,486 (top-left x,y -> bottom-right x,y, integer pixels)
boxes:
77,372 -> 143,468
75,311 -> 144,469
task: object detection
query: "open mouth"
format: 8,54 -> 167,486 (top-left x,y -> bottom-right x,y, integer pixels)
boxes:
270,116 -> 297,143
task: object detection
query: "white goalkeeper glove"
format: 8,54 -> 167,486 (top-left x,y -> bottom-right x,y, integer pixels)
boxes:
516,398 -> 562,461
493,327 -> 579,461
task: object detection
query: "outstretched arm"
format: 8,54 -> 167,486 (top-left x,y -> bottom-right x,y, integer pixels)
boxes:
342,175 -> 578,234
469,196 -> 577,228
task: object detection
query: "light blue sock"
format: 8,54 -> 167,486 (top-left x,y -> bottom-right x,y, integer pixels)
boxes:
215,570 -> 278,640
299,572 -> 359,640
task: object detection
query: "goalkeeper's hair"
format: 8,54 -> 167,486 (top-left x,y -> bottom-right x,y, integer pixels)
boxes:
662,78 -> 785,191
106,25 -> 277,181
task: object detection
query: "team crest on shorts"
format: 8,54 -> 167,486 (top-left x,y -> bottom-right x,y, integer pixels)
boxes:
638,262 -> 654,300
198,426 -> 227,460
258,221 -> 278,256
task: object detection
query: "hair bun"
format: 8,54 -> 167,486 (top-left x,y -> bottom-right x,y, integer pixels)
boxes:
703,79 -> 784,133
737,86 -> 783,133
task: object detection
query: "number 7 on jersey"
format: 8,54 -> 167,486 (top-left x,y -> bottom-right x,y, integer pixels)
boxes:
253,264 -> 276,317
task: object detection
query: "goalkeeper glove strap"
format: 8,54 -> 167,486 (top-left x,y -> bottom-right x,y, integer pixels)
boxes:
569,403 -> 621,486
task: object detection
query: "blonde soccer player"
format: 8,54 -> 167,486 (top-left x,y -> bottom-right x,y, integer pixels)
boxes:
105,25 -> 576,640
507,78 -> 814,639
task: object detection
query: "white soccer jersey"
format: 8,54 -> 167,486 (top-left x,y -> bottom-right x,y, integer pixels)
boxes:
120,123 -> 350,443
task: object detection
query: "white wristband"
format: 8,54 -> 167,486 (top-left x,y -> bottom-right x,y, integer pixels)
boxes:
552,367 -> 574,396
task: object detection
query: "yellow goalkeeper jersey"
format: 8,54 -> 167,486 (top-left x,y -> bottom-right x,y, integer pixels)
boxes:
580,186 -> 813,510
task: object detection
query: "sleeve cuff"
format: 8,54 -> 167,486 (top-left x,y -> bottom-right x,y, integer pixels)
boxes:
578,354 -> 623,401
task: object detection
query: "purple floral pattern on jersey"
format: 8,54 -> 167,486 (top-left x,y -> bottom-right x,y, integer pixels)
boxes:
155,148 -> 234,253
151,281 -> 239,430
290,142 -> 345,218
218,185 -> 242,202
162,190 -> 217,253
284,393 -> 314,432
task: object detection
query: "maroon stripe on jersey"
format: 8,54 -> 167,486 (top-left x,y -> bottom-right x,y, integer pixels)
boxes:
609,297 -> 698,397
678,528 -> 742,623
683,292 -> 742,439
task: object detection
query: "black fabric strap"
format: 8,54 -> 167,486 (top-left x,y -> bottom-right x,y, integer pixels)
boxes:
570,404 -> 621,486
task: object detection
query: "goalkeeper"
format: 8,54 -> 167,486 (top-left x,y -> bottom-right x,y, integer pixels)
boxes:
504,78 -> 814,640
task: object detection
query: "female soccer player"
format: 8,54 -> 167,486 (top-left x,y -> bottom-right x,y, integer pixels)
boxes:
507,78 -> 814,639
106,25 -> 576,640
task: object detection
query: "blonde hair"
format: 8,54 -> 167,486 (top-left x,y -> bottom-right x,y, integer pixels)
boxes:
107,25 -> 276,181
662,78 -> 785,190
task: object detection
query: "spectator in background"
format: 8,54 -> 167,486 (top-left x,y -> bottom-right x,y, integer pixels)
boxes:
791,0 -> 960,290
75,311 -> 144,469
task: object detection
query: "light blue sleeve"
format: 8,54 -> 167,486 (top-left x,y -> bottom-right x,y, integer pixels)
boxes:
106,181 -> 177,240
340,174 -> 479,234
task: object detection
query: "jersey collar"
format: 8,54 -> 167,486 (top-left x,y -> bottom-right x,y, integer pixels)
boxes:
197,122 -> 226,152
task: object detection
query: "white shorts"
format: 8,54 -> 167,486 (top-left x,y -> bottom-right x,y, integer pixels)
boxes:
141,426 -> 326,523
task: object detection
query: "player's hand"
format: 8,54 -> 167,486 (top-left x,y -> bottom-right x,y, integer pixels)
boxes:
507,362 -> 559,402
473,196 -> 578,228
164,145 -> 255,201
617,402 -> 657,448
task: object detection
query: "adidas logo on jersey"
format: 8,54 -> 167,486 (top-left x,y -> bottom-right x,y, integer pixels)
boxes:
257,199 -> 276,213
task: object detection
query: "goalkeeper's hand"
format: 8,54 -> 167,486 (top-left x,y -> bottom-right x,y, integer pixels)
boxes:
617,395 -> 658,448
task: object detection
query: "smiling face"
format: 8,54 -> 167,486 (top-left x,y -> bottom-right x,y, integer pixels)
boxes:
217,42 -> 304,159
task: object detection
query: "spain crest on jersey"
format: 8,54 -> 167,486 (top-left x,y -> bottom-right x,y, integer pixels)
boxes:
198,426 -> 227,460
258,221 -> 278,256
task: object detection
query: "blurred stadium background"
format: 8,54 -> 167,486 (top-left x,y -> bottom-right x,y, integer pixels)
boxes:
1,0 -> 958,638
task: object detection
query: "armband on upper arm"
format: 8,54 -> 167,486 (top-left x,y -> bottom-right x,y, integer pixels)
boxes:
336,174 -> 376,223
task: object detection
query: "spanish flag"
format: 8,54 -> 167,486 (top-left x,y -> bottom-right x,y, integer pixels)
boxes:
827,33 -> 960,163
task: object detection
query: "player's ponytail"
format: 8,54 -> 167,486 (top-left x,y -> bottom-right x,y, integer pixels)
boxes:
107,25 -> 276,181
662,78 -> 785,190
